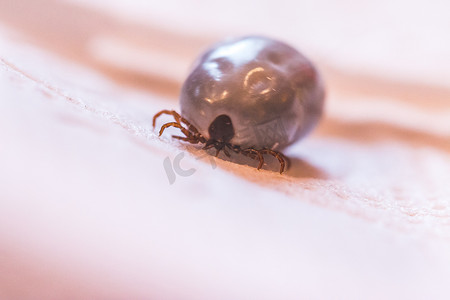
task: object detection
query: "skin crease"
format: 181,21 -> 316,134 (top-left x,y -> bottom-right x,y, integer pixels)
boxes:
180,36 -> 325,150
1,1 -> 450,300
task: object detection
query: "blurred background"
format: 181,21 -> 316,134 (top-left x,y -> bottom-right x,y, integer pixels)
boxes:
1,0 -> 450,299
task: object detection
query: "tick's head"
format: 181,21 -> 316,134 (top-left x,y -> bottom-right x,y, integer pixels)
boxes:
208,114 -> 235,143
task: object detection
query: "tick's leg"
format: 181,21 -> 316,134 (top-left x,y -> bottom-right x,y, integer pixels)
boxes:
159,122 -> 192,138
177,115 -> 202,137
153,110 -> 190,138
215,147 -> 222,157
202,139 -> 216,150
241,148 -> 265,170
172,135 -> 190,141
250,149 -> 265,170
152,110 -> 178,128
153,110 -> 207,144
261,149 -> 286,174
203,144 -> 215,150
165,110 -> 200,136
223,147 -> 231,157
172,135 -> 201,144
226,144 -> 241,154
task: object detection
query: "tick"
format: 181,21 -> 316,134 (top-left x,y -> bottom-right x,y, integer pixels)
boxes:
153,36 -> 325,174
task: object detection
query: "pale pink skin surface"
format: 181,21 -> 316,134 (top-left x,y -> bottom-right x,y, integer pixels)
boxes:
1,0 -> 450,299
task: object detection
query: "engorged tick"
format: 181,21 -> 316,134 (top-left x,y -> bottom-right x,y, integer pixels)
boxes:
153,36 -> 325,174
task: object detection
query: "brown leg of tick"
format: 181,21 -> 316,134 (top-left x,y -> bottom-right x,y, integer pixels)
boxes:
226,144 -> 241,154
172,135 -> 202,144
153,110 -> 206,144
171,135 -> 190,142
158,122 -> 194,139
153,110 -> 201,136
241,148 -> 265,170
214,143 -> 224,157
152,110 -> 183,128
202,139 -> 216,150
222,147 -> 231,158
260,149 -> 286,174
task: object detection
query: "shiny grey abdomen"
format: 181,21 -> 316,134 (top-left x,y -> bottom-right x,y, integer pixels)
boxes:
180,36 -> 325,150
